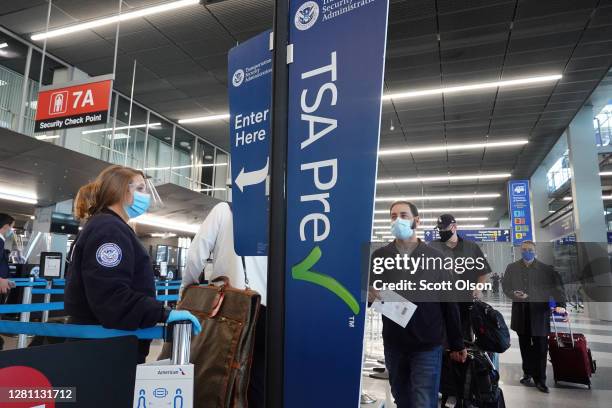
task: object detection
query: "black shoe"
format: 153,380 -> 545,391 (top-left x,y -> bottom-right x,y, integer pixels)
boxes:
535,382 -> 549,393
520,375 -> 532,386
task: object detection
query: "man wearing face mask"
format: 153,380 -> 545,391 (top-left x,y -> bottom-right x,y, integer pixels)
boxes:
502,241 -> 567,393
429,214 -> 491,339
369,201 -> 466,408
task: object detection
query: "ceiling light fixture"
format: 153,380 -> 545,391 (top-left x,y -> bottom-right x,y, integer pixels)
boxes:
375,193 -> 500,202
35,134 -> 60,141
0,43 -> 7,49
377,173 -> 511,184
142,162 -> 227,172
82,123 -> 160,134
379,140 -> 528,156
374,207 -> 494,213
383,74 -> 562,101
0,190 -> 38,205
131,214 -> 198,234
372,217 -> 489,223
599,171 -> 612,176
31,0 -> 199,41
178,113 -> 230,124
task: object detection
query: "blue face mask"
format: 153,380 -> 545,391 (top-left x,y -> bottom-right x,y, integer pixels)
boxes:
391,218 -> 415,240
124,191 -> 151,219
522,250 -> 535,262
5,228 -> 13,238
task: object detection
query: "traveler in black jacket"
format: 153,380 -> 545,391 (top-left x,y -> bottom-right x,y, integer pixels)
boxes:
502,240 -> 567,393
369,201 -> 466,408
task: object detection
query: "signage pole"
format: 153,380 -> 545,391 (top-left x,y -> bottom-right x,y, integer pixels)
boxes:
266,1 -> 289,407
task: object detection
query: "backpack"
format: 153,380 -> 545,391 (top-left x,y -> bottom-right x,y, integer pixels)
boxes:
441,347 -> 506,408
470,300 -> 510,353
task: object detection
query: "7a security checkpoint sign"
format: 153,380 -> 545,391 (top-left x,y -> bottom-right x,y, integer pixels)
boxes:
285,0 -> 389,406
34,75 -> 113,132
228,31 -> 273,256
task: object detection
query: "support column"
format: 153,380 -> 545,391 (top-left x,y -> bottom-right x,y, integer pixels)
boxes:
567,105 -> 612,320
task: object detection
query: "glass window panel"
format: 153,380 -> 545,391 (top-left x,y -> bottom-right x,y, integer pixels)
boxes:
197,140 -> 215,192
214,149 -> 229,200
0,38 -> 29,133
26,51 -> 66,137
146,115 -> 174,184
172,129 -> 195,188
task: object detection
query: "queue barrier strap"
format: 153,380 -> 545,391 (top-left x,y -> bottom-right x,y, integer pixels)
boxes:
156,285 -> 181,291
0,321 -> 165,340
11,281 -> 48,287
0,302 -> 65,314
53,279 -> 66,286
155,280 -> 182,285
31,289 -> 65,295
156,295 -> 179,302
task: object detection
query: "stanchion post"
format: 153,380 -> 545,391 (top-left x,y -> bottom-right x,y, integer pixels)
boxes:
267,1 -> 290,407
171,321 -> 192,365
17,277 -> 34,348
42,280 -> 52,323
164,276 -> 169,308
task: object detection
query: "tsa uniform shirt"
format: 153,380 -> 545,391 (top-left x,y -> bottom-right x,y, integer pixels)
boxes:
65,209 -> 166,330
183,202 -> 268,306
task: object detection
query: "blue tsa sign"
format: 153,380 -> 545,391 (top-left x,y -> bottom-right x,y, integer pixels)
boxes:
508,180 -> 533,245
424,229 -> 511,242
228,31 -> 273,256
285,0 -> 389,406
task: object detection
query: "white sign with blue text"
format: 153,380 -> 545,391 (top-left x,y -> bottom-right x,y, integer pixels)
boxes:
228,31 -> 273,256
133,360 -> 193,408
284,0 -> 389,406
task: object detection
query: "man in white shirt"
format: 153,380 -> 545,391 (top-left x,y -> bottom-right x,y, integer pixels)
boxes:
183,201 -> 267,408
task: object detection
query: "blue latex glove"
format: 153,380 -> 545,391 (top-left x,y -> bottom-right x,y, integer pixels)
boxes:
167,310 -> 202,336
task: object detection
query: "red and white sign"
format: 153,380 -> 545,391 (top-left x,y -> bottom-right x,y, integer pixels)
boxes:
34,75 -> 113,132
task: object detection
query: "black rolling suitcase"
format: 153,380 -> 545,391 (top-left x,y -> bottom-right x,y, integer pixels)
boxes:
441,345 -> 505,408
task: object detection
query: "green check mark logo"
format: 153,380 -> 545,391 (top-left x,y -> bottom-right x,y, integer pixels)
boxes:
291,246 -> 360,315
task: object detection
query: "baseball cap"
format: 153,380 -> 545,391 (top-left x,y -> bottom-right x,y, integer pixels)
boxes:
436,214 -> 456,229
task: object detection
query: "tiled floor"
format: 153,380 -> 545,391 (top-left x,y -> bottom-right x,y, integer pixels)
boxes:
360,294 -> 612,407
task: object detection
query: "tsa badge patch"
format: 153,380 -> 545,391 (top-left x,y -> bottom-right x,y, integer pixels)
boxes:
96,243 -> 122,267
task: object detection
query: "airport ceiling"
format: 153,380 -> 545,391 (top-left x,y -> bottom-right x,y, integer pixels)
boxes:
2,0 -> 612,227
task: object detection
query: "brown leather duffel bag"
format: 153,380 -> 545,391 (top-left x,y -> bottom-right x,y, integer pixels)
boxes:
159,277 -> 261,408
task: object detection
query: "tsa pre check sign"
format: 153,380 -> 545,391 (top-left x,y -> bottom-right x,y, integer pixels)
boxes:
284,0 -> 389,406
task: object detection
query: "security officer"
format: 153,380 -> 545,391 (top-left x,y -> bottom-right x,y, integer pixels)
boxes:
502,240 -> 567,393
65,165 -> 201,363
428,214 -> 491,339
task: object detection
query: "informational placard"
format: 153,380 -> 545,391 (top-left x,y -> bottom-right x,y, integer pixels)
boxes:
508,179 -> 534,245
424,229 -> 511,243
34,75 -> 113,132
284,1 -> 389,406
133,361 -> 194,408
228,30 -> 273,256
40,252 -> 62,278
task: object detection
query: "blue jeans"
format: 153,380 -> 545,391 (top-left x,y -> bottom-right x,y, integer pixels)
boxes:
384,345 -> 443,408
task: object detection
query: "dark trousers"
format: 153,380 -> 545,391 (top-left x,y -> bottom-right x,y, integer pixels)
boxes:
248,305 -> 266,408
518,334 -> 548,383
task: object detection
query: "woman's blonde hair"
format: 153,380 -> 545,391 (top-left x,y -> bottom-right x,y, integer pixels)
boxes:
74,182 -> 97,221
87,165 -> 145,217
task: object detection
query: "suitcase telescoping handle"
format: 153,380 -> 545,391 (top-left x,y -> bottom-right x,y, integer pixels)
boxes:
171,320 -> 192,365
551,310 -> 574,348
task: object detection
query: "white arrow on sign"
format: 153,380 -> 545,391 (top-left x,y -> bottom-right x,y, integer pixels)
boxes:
235,157 -> 269,192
